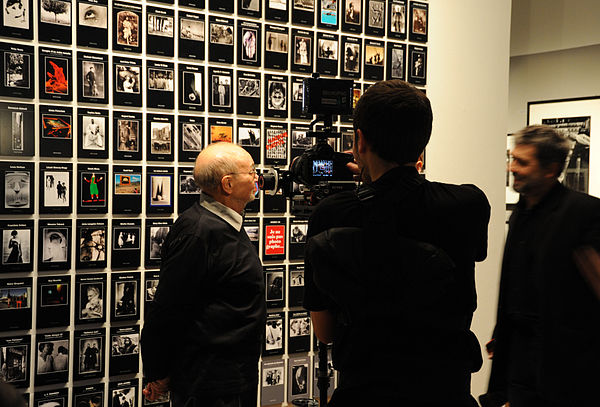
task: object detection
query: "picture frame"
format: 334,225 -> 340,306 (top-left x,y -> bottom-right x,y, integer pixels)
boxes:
528,96 -> 600,197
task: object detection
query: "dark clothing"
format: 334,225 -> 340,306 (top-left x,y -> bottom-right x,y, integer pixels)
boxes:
303,166 -> 490,405
488,182 -> 600,405
142,202 -> 266,399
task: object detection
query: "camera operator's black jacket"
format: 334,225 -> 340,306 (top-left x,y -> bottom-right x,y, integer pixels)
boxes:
304,166 -> 490,405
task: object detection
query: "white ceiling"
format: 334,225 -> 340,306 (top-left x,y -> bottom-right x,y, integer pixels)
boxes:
511,0 -> 600,57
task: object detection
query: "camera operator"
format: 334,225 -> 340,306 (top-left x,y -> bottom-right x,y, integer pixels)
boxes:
303,80 -> 490,406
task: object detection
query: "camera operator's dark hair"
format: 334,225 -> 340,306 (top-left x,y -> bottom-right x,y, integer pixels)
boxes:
514,125 -> 571,177
353,80 -> 432,164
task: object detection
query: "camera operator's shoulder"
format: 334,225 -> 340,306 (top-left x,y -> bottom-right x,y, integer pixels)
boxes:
309,190 -> 361,231
429,181 -> 490,212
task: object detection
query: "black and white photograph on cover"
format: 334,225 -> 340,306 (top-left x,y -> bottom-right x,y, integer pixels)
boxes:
77,337 -> 102,374
343,41 -> 360,73
113,227 -> 140,250
145,279 -> 158,302
181,122 -> 203,152
211,74 -> 231,107
291,363 -> 308,395
147,12 -> 173,37
82,62 -> 104,98
37,395 -> 66,407
81,116 -> 105,150
148,226 -> 168,259
79,227 -> 105,263
388,0 -> 406,38
367,0 -> 384,29
0,104 -> 32,157
116,11 -> 138,47
79,282 -> 103,320
267,80 -> 286,111
210,22 -> 233,44
0,286 -> 30,310
241,28 -> 257,62
115,65 -> 140,94
240,0 -> 259,12
365,43 -> 383,66
244,225 -> 259,242
180,17 -> 204,41
116,119 -> 139,153
74,390 -> 103,407
41,228 -> 68,263
266,272 -> 283,301
149,175 -> 171,207
318,37 -> 337,60
37,339 -> 69,374
263,366 -> 283,386
3,0 -> 30,29
39,0 -> 71,27
150,121 -> 171,155
293,0 -> 313,11
78,2 -> 107,28
265,318 -> 283,351
2,228 -> 30,265
388,45 -> 405,79
113,280 -> 137,317
541,116 -> 591,193
291,129 -> 312,149
407,44 -> 426,85
179,174 -> 200,194
80,172 -> 106,207
266,31 -> 288,53
291,82 -> 302,102
238,77 -> 260,98
111,332 -> 138,356
111,386 -> 136,407
290,270 -> 304,286
42,55 -> 69,98
182,71 -> 202,106
290,223 -> 307,243
0,342 -> 28,384
294,36 -> 311,65
269,0 -> 286,10
238,126 -> 260,147
42,228 -> 69,263
4,51 -> 30,89
148,68 -> 174,92
4,171 -> 30,209
344,0 -> 360,25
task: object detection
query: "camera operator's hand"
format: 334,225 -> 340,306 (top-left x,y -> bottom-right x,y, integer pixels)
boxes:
344,151 -> 361,181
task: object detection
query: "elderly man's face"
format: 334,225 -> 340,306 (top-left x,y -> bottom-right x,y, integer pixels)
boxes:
230,153 -> 258,205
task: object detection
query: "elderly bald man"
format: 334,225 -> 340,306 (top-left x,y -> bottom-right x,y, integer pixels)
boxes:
142,143 -> 266,407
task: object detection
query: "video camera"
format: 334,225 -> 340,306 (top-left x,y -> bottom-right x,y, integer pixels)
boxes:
258,74 -> 357,217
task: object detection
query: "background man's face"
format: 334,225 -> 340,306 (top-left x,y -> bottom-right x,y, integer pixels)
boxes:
510,143 -> 553,195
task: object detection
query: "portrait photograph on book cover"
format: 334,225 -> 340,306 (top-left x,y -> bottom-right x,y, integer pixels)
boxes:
79,282 -> 104,320
116,118 -> 139,154
4,170 -> 30,210
111,332 -> 138,356
366,0 -> 384,32
3,0 -> 31,31
148,226 -> 169,260
80,115 -> 106,152
36,338 -> 69,376
81,61 -> 105,100
41,228 -> 68,264
115,9 -> 140,49
113,280 -> 137,318
2,228 -> 30,266
77,336 -> 102,374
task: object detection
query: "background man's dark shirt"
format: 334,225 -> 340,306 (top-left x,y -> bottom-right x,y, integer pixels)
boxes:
142,200 -> 266,398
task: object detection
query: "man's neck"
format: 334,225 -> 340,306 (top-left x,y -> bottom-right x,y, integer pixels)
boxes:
203,191 -> 244,215
523,180 -> 558,209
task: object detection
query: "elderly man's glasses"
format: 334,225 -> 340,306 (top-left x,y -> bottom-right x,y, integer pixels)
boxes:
225,166 -> 257,177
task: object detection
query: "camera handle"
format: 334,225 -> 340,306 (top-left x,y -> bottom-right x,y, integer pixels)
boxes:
316,340 -> 330,406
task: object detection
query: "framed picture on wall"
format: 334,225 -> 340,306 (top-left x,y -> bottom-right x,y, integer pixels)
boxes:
77,0 -> 108,48
112,0 -> 142,53
528,96 -> 600,197
0,102 -> 35,156
0,42 -> 34,99
0,0 -> 33,39
146,6 -> 174,57
409,0 -> 428,43
39,0 -> 72,44
179,10 -> 205,60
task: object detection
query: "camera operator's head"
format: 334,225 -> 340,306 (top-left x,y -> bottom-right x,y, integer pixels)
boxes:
353,80 -> 432,182
194,142 -> 258,214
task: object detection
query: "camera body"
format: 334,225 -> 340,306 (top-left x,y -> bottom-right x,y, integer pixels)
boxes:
258,75 -> 357,217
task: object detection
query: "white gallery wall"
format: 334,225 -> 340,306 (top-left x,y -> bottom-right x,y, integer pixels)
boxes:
427,0 -> 511,399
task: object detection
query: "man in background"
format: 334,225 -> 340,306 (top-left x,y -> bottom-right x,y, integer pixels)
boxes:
304,80 -> 490,405
142,143 -> 265,407
484,125 -> 600,407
